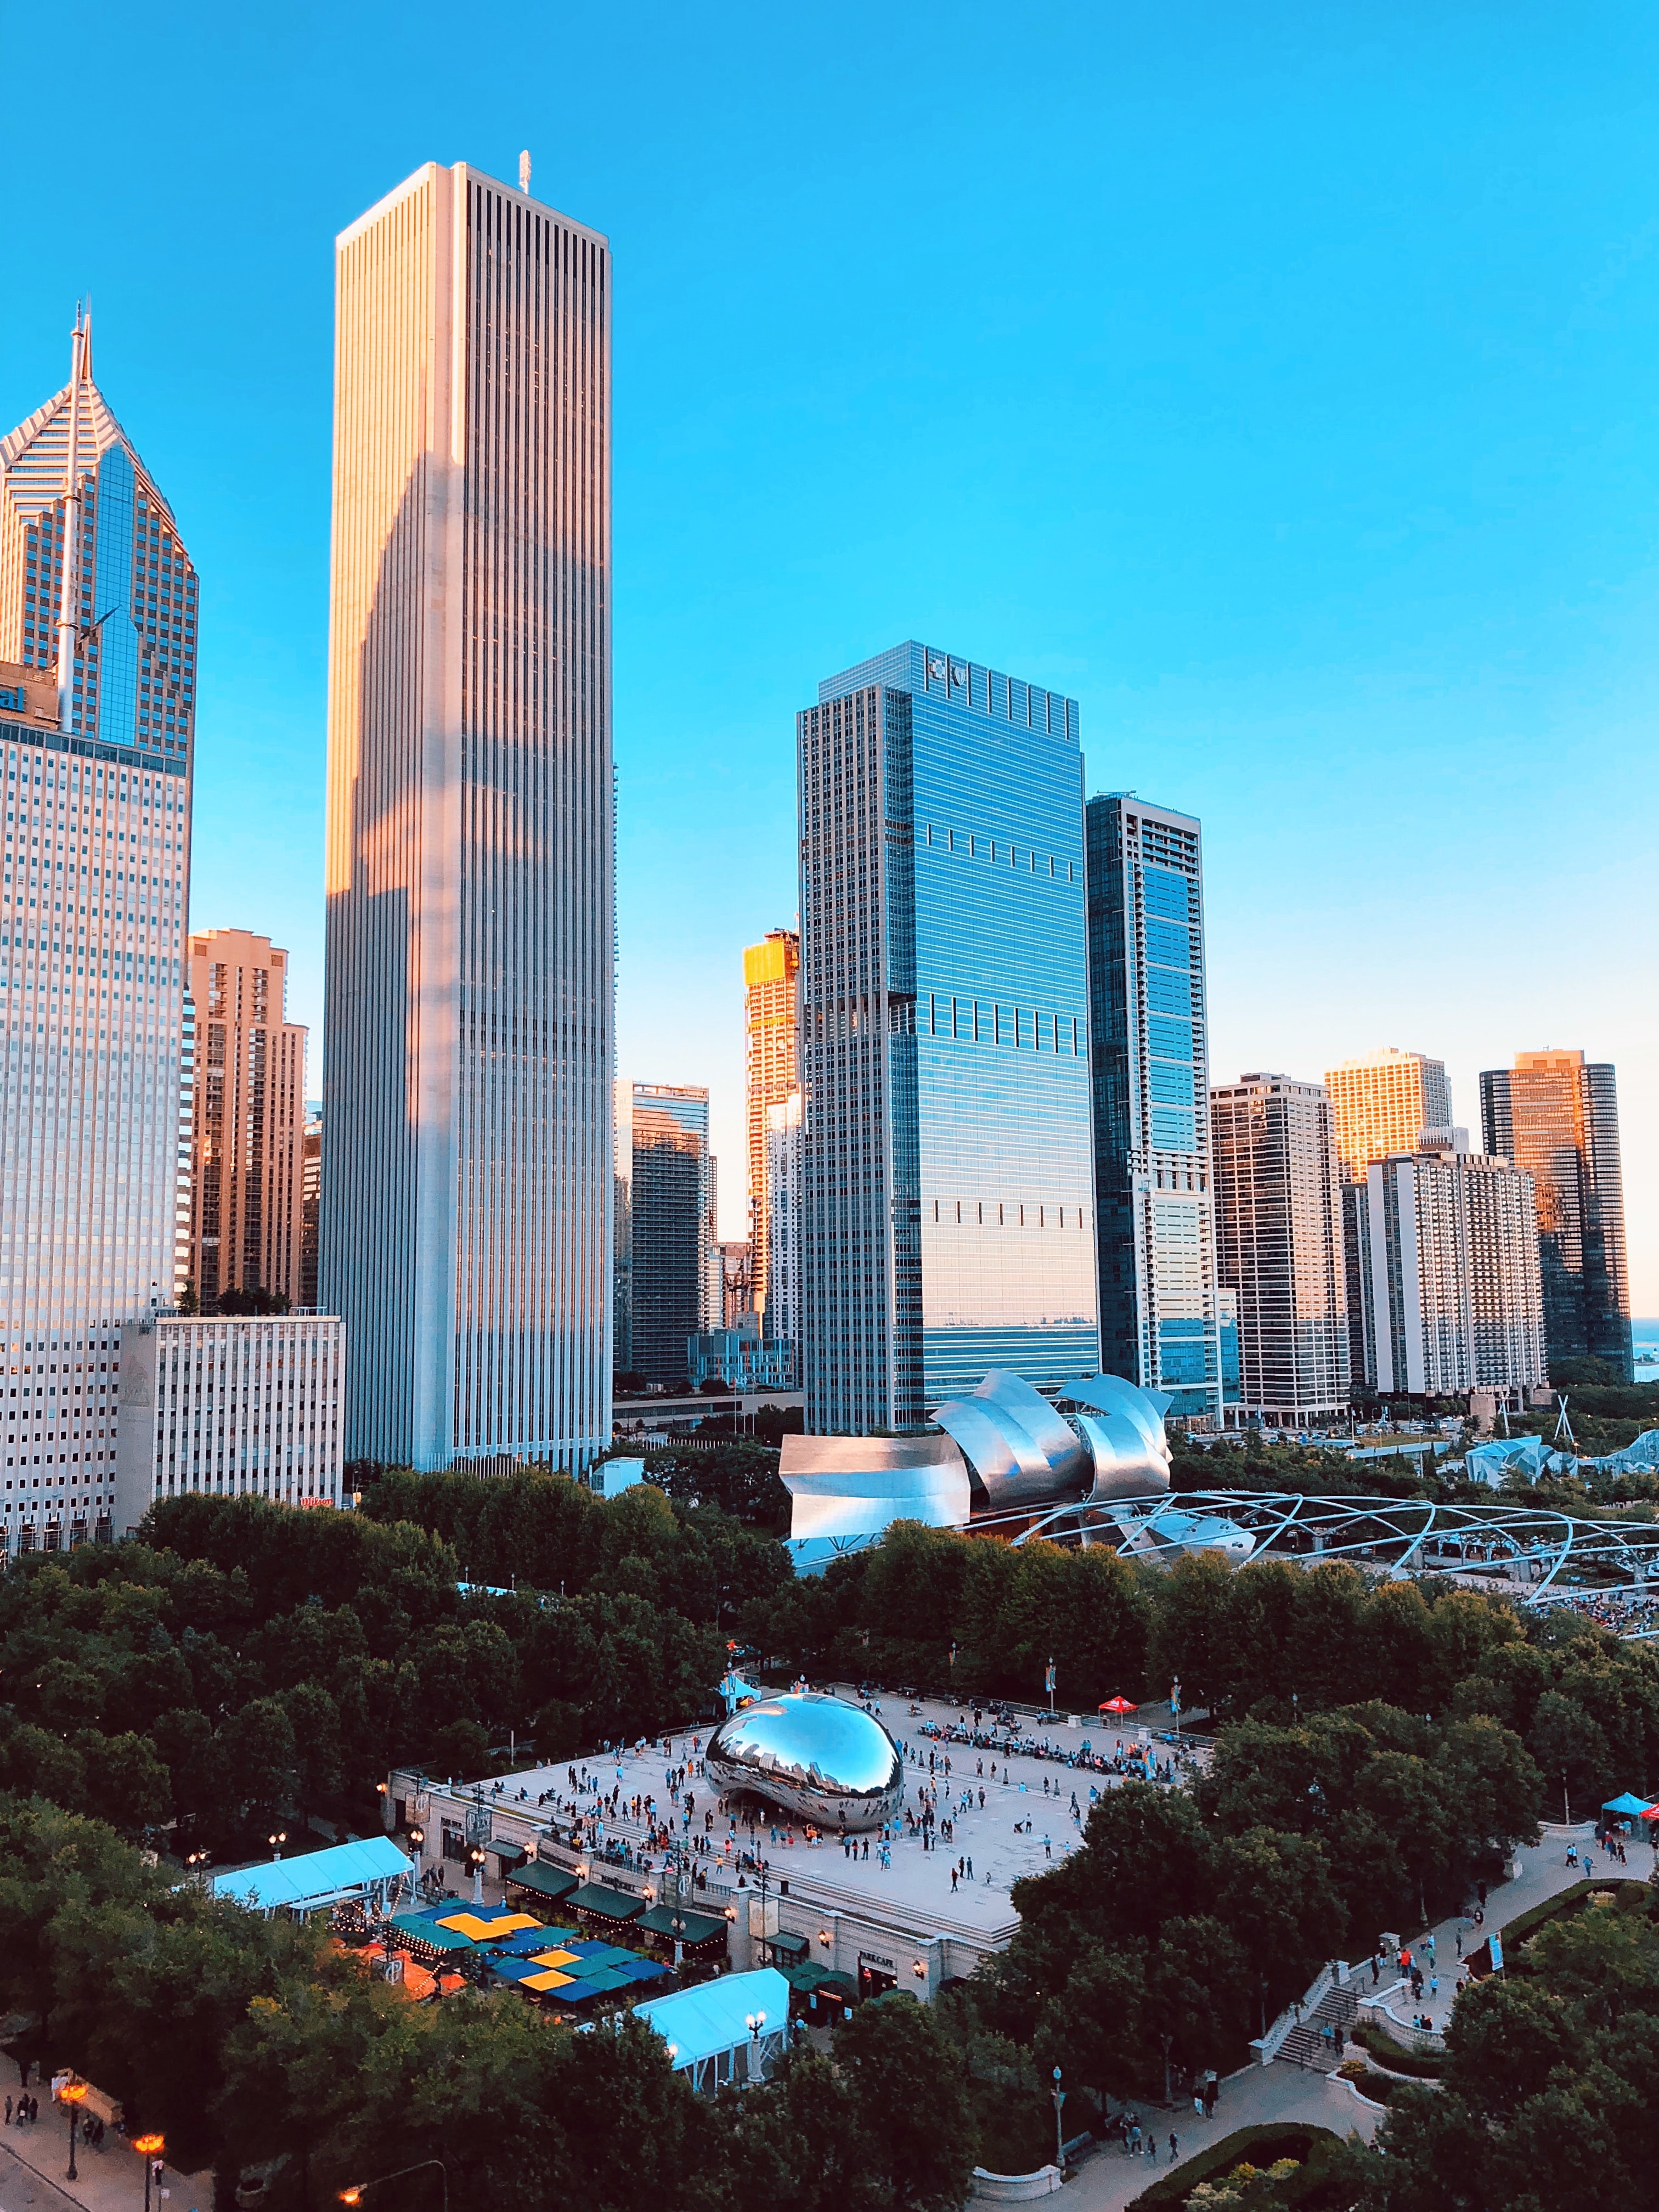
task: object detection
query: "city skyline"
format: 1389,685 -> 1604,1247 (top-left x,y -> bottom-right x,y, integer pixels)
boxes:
3,9 -> 1655,1313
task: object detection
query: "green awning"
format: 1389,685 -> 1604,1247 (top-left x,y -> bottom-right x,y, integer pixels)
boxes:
635,1904 -> 725,1946
566,1881 -> 645,1923
765,1929 -> 810,1962
506,1861 -> 579,1902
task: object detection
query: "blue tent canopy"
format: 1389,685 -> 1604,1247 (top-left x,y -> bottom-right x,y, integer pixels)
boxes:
212,1836 -> 412,1915
1602,1792 -> 1655,1817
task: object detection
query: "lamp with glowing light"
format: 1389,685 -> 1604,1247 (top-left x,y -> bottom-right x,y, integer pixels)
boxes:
60,2080 -> 86,2182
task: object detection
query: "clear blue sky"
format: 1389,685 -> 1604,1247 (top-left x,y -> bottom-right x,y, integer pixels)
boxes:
5,3 -> 1656,1303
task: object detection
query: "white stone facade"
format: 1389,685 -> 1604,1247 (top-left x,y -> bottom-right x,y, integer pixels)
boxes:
114,1311 -> 346,1535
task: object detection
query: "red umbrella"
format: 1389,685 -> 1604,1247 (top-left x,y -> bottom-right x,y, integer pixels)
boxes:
1098,1697 -> 1138,1715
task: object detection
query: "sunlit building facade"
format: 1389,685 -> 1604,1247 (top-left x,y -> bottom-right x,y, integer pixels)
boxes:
185,929 -> 307,1311
1325,1048 -> 1457,1182
1086,794 -> 1221,1424
321,161 -> 613,1470
799,642 -> 1097,1435
1480,1050 -> 1632,1382
0,319 -> 195,1545
1210,1072 -> 1349,1425
744,929 -> 798,1323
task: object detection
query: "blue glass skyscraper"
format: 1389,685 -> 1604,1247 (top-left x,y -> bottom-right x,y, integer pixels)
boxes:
1085,794 -> 1222,1424
798,642 -> 1098,1435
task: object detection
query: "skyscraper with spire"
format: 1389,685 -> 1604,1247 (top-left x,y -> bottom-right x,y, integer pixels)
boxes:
0,315 -> 195,1548
321,162 -> 613,1470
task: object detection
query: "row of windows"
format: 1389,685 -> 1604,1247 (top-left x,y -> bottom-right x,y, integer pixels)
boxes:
927,996 -> 1081,1052
932,1199 -> 1088,1229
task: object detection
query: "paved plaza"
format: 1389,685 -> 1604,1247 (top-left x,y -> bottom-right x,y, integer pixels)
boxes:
464,1684 -> 1201,1941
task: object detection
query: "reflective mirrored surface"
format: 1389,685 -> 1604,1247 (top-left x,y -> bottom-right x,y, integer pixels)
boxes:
706,1692 -> 905,1830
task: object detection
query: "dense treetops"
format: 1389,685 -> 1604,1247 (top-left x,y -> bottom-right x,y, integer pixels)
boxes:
0,1468 -> 1652,2208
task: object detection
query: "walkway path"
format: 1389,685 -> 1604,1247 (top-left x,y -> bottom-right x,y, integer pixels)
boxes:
1059,1820 -> 1628,2211
0,2098 -> 208,2212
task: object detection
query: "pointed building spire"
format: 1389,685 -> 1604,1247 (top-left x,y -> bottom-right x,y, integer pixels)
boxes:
55,305 -> 91,729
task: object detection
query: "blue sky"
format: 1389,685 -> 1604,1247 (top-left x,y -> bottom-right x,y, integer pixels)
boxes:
5,3 -> 1656,1302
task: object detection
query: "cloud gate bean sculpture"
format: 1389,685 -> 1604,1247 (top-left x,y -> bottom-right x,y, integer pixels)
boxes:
704,1691 -> 906,1830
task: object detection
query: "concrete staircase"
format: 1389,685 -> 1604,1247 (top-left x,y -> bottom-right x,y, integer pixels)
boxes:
1276,1980 -> 1359,2072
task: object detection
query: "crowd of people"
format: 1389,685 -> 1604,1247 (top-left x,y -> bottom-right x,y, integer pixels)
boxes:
1544,1588 -> 1659,1635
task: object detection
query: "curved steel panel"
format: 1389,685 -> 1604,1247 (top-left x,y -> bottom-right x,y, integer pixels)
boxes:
933,1368 -> 1090,1509
705,1692 -> 906,1831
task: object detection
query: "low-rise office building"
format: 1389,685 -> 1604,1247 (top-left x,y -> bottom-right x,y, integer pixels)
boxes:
115,1308 -> 345,1533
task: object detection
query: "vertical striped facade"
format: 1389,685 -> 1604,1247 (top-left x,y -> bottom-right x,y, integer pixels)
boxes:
185,929 -> 307,1310
114,1312 -> 345,1534
322,162 -> 612,1470
1,329 -> 196,1544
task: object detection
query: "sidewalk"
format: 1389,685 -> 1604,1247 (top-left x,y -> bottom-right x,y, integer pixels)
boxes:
1060,1821 -> 1628,2211
0,2097 -> 208,2212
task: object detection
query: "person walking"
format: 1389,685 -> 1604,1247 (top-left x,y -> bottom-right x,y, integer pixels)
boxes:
1169,2132 -> 1179,2164
1193,2090 -> 1204,2122
1129,2119 -> 1142,2157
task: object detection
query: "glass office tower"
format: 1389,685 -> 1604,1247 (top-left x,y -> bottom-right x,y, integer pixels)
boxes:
0,317 -> 195,1548
618,1082 -> 714,1386
1085,794 -> 1221,1424
798,642 -> 1097,1435
1481,1049 -> 1632,1381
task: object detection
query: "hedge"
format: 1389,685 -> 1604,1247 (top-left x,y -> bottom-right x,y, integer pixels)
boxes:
1499,1878 -> 1650,1961
1127,2123 -> 1344,2209
1352,2022 -> 1443,2078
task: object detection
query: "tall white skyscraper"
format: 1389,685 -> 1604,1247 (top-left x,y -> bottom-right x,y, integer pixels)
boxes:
0,318 -> 195,1549
321,162 -> 613,1471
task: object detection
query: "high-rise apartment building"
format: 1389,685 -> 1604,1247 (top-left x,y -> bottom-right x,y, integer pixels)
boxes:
1324,1048 -> 1457,1181
0,318 -> 195,1543
1086,795 -> 1221,1424
1480,1050 -> 1633,1381
799,642 -> 1097,1435
184,929 -> 307,1311
765,1091 -> 803,1376
619,1083 -> 713,1386
321,161 -> 613,1470
300,1108 -> 321,1311
1349,1148 -> 1545,1397
744,929 -> 799,1321
1209,1073 -> 1349,1425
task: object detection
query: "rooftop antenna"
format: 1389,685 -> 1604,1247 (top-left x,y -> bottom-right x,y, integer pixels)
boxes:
55,303 -> 93,733
518,148 -> 532,195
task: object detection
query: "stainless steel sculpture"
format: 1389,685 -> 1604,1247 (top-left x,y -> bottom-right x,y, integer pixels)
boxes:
782,1370 -> 1176,1569
1065,1374 -> 1174,1502
933,1370 -> 1091,1510
704,1691 -> 905,1830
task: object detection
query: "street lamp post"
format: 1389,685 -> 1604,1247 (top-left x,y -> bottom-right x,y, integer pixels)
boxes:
1051,2067 -> 1065,2170
61,2080 -> 86,2181
268,1830 -> 287,1861
133,2132 -> 165,2212
469,1846 -> 487,1906
340,2159 -> 449,2212
1170,1676 -> 1182,1747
